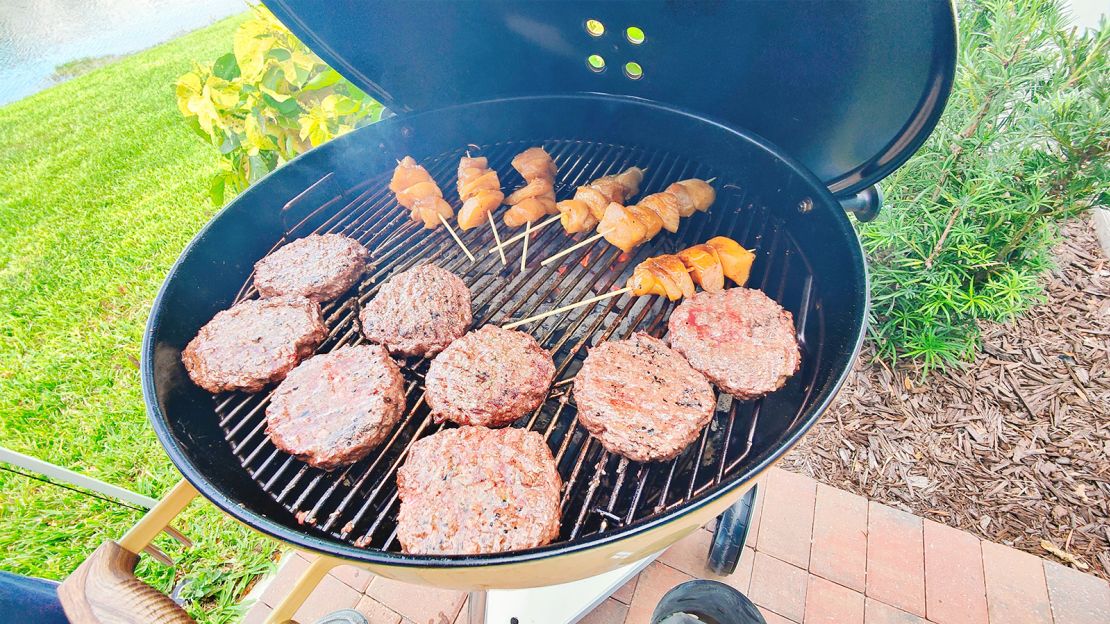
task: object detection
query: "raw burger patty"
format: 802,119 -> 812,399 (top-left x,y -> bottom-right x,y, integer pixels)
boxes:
183,297 -> 327,394
396,426 -> 563,555
266,345 -> 406,470
573,333 -> 716,462
667,288 -> 800,400
254,234 -> 369,302
425,325 -> 556,427
359,264 -> 472,357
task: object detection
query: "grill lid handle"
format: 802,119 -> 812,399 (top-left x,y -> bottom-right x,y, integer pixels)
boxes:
264,0 -> 955,197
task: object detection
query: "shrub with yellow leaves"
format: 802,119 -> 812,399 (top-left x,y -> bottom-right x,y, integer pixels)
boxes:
176,5 -> 382,204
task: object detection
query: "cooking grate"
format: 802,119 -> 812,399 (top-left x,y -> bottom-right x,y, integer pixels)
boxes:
212,138 -> 823,553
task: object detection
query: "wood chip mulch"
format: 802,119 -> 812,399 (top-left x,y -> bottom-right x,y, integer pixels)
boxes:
784,215 -> 1110,579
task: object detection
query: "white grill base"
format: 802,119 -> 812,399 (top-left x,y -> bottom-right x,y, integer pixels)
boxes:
471,553 -> 659,624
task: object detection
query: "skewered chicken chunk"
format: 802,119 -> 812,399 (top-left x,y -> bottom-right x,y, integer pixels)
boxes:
627,236 -> 755,301
665,180 -> 716,217
705,236 -> 757,285
557,199 -> 595,235
456,156 -> 504,231
390,156 -> 453,229
598,179 -> 716,252
503,147 -> 557,228
557,167 -> 645,234
599,202 -> 648,254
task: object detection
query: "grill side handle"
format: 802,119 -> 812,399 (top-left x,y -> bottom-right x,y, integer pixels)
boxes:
838,184 -> 884,222
58,480 -> 198,624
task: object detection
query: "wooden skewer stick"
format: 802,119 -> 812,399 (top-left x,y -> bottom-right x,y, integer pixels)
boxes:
437,213 -> 476,263
487,214 -> 561,254
520,219 -> 532,272
503,286 -> 633,330
487,211 -> 507,266
540,231 -> 607,266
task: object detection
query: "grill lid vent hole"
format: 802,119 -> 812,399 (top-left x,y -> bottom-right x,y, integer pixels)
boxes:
626,26 -> 645,44
624,62 -> 643,80
587,55 -> 606,72
585,19 -> 604,37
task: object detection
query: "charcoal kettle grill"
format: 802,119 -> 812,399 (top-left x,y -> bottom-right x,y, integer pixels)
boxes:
59,2 -> 956,623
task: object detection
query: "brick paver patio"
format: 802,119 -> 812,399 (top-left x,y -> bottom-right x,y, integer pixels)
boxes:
241,468 -> 1110,624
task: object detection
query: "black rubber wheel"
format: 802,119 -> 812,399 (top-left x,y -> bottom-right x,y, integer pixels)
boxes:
707,485 -> 758,575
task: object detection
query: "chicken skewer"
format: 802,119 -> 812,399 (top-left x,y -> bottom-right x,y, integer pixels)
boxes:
487,166 -> 646,255
390,156 -> 475,262
503,236 -> 754,330
556,166 -> 645,234
502,147 -> 558,228
456,155 -> 507,264
457,156 -> 505,230
502,147 -> 558,268
539,178 -> 716,267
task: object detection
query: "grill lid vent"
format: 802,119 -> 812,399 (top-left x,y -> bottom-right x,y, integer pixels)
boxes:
264,0 -> 955,197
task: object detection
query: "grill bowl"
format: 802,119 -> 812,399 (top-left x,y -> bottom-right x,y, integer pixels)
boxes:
143,94 -> 866,588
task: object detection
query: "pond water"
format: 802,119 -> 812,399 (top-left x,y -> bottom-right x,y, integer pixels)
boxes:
0,0 -> 245,106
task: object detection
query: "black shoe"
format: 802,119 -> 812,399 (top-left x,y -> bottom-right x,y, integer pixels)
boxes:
313,609 -> 369,624
651,579 -> 766,624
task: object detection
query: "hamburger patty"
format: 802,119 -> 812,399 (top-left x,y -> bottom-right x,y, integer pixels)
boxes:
266,345 -> 406,470
396,426 -> 563,555
667,288 -> 800,400
183,297 -> 327,394
573,333 -> 716,462
254,234 -> 369,302
359,264 -> 472,357
425,325 -> 556,427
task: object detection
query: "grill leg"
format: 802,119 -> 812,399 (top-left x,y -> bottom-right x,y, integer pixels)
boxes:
707,484 -> 758,576
265,556 -> 340,624
466,590 -> 487,624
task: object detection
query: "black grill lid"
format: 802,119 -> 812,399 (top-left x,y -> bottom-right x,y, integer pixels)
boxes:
265,0 -> 955,197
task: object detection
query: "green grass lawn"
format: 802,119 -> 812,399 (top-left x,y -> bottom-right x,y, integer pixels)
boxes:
0,13 -> 281,623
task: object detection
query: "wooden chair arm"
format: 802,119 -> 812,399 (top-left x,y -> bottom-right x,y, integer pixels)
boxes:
58,540 -> 194,624
59,479 -> 199,624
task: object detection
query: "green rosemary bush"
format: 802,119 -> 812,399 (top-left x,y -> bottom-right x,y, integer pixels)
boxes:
864,0 -> 1108,371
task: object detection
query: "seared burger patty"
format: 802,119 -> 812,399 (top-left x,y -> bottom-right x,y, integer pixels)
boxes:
266,345 -> 406,470
183,297 -> 327,394
425,325 -> 556,427
573,333 -> 716,462
359,264 -> 472,357
396,426 -> 562,555
667,288 -> 800,400
254,234 -> 369,302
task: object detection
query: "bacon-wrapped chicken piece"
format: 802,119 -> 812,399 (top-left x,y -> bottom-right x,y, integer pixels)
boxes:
598,179 -> 716,252
456,156 -> 504,231
390,156 -> 453,229
556,167 -> 645,234
503,147 -> 557,228
627,255 -> 696,301
627,236 -> 755,301
677,244 -> 725,292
